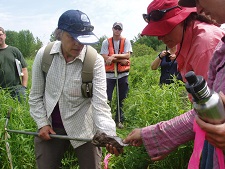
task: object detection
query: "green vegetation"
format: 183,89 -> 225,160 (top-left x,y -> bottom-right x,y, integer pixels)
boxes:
108,55 -> 193,169
0,51 -> 194,168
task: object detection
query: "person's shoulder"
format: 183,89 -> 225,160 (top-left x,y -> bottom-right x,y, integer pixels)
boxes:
38,41 -> 61,56
96,53 -> 104,61
7,45 -> 19,50
193,20 -> 225,34
94,53 -> 105,65
121,37 -> 130,42
123,38 -> 131,46
192,21 -> 225,44
102,39 -> 109,45
124,38 -> 131,43
7,45 -> 22,53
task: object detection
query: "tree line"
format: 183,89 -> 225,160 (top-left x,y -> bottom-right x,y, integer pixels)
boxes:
5,29 -> 165,58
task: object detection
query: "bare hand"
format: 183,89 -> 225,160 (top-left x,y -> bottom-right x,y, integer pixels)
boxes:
170,54 -> 176,60
106,144 -> 123,156
158,50 -> 167,58
219,91 -> 225,105
38,125 -> 56,140
119,59 -> 129,66
123,128 -> 143,146
151,153 -> 170,161
105,56 -> 115,65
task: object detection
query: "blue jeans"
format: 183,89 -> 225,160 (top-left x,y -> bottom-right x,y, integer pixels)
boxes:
8,85 -> 27,103
200,140 -> 214,169
107,75 -> 129,123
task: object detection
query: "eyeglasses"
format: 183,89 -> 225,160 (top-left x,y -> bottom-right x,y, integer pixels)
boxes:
113,27 -> 122,31
142,6 -> 182,23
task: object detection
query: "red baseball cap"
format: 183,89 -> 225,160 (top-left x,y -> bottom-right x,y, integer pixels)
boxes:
141,0 -> 196,37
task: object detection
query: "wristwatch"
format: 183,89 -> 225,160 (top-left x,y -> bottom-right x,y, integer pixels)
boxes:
158,53 -> 162,60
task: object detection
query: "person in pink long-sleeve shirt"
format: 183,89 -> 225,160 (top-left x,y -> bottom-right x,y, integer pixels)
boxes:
106,0 -> 225,167
122,21 -> 225,169
140,0 -> 224,82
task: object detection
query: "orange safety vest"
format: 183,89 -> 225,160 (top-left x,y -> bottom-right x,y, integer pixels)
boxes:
105,37 -> 130,73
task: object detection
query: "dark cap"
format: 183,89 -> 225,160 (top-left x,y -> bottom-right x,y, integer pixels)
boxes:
113,22 -> 123,30
178,0 -> 196,7
58,10 -> 99,45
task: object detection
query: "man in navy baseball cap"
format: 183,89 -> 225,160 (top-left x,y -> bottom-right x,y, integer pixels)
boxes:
58,10 -> 99,44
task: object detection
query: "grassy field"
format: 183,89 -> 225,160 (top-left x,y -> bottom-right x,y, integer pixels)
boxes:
0,53 -> 193,169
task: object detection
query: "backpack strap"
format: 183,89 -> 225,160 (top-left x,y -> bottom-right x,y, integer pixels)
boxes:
41,41 -> 55,74
81,45 -> 97,98
82,45 -> 97,82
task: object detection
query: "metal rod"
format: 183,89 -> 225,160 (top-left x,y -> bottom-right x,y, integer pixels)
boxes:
4,108 -> 11,129
4,108 -> 14,169
5,129 -> 92,142
5,108 -> 92,142
114,63 -> 121,125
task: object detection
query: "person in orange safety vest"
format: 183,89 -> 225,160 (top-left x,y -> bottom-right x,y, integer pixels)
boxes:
100,22 -> 132,128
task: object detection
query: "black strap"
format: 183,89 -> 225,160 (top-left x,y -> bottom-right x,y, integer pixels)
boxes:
166,21 -> 185,73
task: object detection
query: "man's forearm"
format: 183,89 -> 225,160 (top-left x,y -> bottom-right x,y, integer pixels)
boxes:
22,68 -> 28,87
113,52 -> 130,59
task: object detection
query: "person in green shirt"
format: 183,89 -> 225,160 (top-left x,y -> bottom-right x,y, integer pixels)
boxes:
0,27 -> 28,102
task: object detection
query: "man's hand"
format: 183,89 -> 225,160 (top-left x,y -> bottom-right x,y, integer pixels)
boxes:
38,125 -> 56,140
105,55 -> 115,65
119,59 -> 130,66
106,144 -> 123,156
123,128 -> 143,146
151,153 -> 170,161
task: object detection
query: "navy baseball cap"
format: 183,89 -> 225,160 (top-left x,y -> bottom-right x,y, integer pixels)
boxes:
58,10 -> 99,45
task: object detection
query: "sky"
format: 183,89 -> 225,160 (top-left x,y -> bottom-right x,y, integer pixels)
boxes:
1,0 -> 151,45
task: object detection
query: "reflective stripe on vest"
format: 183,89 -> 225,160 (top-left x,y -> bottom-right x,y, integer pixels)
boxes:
105,37 -> 130,73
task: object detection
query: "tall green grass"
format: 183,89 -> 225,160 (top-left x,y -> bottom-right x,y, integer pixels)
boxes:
0,54 -> 194,169
108,55 -> 193,169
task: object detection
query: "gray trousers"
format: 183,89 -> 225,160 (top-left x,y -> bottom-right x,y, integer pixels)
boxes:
34,128 -> 102,169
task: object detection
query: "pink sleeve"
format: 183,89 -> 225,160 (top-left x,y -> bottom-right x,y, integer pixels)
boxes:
141,109 -> 196,158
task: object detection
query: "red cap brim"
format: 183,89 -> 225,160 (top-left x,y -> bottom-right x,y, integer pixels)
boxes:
141,8 -> 196,37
